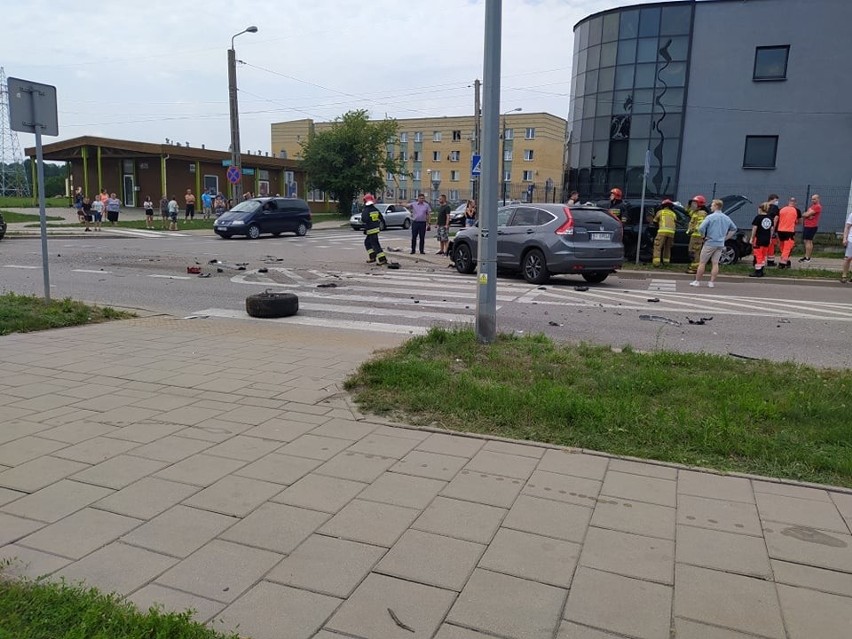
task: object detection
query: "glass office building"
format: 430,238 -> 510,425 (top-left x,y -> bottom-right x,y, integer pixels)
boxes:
568,2 -> 694,199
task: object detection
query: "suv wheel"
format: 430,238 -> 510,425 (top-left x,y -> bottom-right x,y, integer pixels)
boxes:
453,243 -> 476,274
719,240 -> 739,265
247,224 -> 261,240
522,248 -> 549,284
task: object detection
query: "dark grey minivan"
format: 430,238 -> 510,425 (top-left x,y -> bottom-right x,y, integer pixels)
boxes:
214,197 -> 312,239
450,203 -> 624,284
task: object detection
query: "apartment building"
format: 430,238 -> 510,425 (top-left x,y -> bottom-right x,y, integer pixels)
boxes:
271,113 -> 567,204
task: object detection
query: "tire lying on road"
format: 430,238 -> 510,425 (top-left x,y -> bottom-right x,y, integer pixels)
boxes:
245,292 -> 299,318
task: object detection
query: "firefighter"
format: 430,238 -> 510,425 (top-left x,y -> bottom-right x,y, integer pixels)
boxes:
685,195 -> 708,274
361,193 -> 388,265
651,199 -> 677,266
606,187 -> 629,221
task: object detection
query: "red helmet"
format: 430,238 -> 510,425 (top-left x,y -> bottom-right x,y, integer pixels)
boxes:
363,193 -> 376,205
691,195 -> 706,207
610,188 -> 623,199
661,199 -> 673,206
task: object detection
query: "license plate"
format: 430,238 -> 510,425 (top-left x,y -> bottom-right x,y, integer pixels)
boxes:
590,232 -> 610,240
216,226 -> 227,231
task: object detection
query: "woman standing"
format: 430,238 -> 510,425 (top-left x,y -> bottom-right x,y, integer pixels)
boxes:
106,193 -> 121,225
143,196 -> 155,229
465,199 -> 477,227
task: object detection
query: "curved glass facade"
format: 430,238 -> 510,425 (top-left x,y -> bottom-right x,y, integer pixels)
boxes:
568,2 -> 694,199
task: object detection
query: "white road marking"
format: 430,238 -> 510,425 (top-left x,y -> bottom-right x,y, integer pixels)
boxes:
3,265 -> 38,269
148,274 -> 192,280
72,269 -> 112,274
194,308 -> 427,335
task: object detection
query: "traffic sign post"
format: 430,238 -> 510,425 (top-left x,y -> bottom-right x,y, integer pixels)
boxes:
7,77 -> 59,301
226,166 -> 242,184
470,154 -> 482,177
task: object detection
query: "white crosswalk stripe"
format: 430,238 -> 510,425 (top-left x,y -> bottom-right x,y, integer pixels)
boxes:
109,229 -> 190,238
194,269 -> 852,334
649,278 -> 677,292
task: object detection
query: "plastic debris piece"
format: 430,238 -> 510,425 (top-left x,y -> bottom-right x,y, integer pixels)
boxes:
548,321 -> 562,327
728,352 -> 761,360
197,273 -> 211,278
639,314 -> 681,326
574,286 -> 589,292
317,282 -> 337,288
258,267 -> 269,273
646,297 -> 660,302
186,266 -> 201,274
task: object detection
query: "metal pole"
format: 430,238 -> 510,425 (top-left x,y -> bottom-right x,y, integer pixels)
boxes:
636,174 -> 647,266
30,90 -> 50,300
476,0 -> 501,344
227,46 -> 242,202
473,79 -> 481,203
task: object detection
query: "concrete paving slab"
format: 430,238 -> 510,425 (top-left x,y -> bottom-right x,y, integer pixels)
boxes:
435,626 -> 504,639
153,453 -> 247,487
673,618 -> 758,638
125,435 -> 213,463
314,451 -> 397,483
17,507 -> 142,560
375,529 -> 485,591
502,494 -> 592,543
1,479 -> 113,523
357,471 -> 446,509
203,435 -> 284,462
777,583 -> 852,639
277,433 -> 352,461
92,476 -> 200,519
327,573 -> 456,639
441,470 -> 524,508
215,581 -> 341,639
0,487 -> 25,507
53,541 -> 177,596
0,436 -> 67,466
447,568 -> 566,639
563,567 -> 672,639
536,450 -> 609,481
556,621 -> 626,638
173,418 -> 255,443
590,496 -> 676,540
416,432 -> 485,458
0,419 -> 50,445
390,449 -> 468,481
752,480 -> 832,502
600,470 -> 676,507
413,496 -> 507,544
677,470 -> 755,503
0,512 -> 44,546
51,436 -> 141,464
673,564 -> 785,639
763,525 -> 852,573
219,502 -> 329,554
107,420 -> 186,443
523,469 -> 601,508
579,526 -> 674,585
608,459 -> 677,480
154,405 -> 225,426
182,475 -> 282,517
481,440 -> 546,459
345,432 -> 422,459
242,418 -> 317,442
121,505 -> 238,558
155,539 -> 283,604
88,406 -> 163,427
771,559 -> 852,598
0,543 -> 71,579
271,473 -> 367,513
479,527 -> 580,588
0,455 -> 89,492
755,491 -> 849,533
126,583 -> 225,624
677,494 -> 763,536
464,449 -> 539,480
234,452 -> 322,485
319,498 -> 420,547
70,454 -> 168,490
266,534 -> 385,598
676,525 -> 772,578
37,420 -> 117,444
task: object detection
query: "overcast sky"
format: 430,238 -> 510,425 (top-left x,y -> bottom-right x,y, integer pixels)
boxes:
5,0 -> 664,155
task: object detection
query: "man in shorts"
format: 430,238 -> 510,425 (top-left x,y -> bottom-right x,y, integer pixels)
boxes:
841,207 -> 852,284
690,198 -> 736,288
435,194 -> 451,256
799,194 -> 822,263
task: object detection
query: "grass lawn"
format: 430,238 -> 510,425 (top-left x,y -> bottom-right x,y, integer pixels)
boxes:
0,196 -> 63,208
26,212 -> 347,230
1,210 -> 64,223
621,261 -> 842,280
0,293 -> 133,336
346,328 -> 852,487
0,572 -> 238,639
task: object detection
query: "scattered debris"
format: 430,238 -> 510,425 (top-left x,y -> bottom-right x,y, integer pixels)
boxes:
216,268 -> 224,273
778,318 -> 791,324
257,267 -> 269,273
538,286 -> 547,290
574,286 -> 589,292
197,273 -> 211,278
208,259 -> 219,264
387,608 -> 415,633
414,300 -> 420,304
387,262 -> 401,269
639,314 -> 681,326
686,316 -> 714,325
186,266 -> 201,274
388,247 -> 402,252
646,297 -> 660,303
317,282 -> 337,288
548,320 -> 562,327
728,352 -> 760,360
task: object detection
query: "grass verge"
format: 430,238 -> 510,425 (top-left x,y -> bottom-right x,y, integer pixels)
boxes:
621,261 -> 842,280
0,196 -> 62,208
346,328 -> 852,487
0,570 -> 238,639
25,212 -> 346,230
1,210 -> 64,223
0,293 -> 133,336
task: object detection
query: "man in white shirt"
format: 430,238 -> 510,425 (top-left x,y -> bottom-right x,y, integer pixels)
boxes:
841,209 -> 852,284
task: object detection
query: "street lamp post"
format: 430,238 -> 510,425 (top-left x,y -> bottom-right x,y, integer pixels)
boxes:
500,107 -> 521,203
228,26 -> 258,203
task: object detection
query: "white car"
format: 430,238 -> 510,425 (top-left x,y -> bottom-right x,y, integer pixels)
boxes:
350,203 -> 411,231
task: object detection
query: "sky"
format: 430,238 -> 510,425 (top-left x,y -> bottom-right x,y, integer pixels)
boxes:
3,0 -> 667,156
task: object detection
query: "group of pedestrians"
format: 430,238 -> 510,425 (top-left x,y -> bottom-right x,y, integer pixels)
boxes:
73,187 -> 121,231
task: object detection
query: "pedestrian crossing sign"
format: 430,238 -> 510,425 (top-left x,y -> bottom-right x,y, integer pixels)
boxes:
471,155 -> 482,176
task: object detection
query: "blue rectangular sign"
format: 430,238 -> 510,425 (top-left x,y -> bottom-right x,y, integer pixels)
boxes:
470,154 -> 481,176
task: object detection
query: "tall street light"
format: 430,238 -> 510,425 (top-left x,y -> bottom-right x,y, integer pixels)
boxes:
500,107 -> 521,203
228,26 -> 258,203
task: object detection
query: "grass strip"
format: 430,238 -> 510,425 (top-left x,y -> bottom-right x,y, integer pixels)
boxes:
24,212 -> 346,230
621,261 -> 842,280
1,210 -> 64,223
0,293 -> 133,336
0,571 -> 238,639
0,196 -> 62,208
346,328 -> 852,487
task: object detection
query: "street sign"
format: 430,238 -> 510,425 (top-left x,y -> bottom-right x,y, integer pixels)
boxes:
242,168 -> 255,176
7,77 -> 59,136
226,166 -> 241,184
470,154 -> 482,176
222,159 -> 231,167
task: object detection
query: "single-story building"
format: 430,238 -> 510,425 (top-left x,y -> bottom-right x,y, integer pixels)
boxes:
24,135 -> 314,209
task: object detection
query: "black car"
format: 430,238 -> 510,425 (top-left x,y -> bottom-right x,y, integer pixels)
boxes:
619,195 -> 751,264
0,210 -> 6,240
214,197 -> 312,239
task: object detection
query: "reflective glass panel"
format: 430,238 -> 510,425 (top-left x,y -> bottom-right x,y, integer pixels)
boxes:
592,141 -> 609,166
628,138 -> 650,166
637,38 -> 659,63
615,65 -> 635,91
588,16 -> 603,47
610,140 -> 628,166
657,61 -> 686,87
660,5 -> 692,36
617,39 -> 637,65
634,63 -> 657,89
580,141 -> 593,166
630,114 -> 653,138
585,69 -> 599,95
602,12 -> 620,43
612,90 -> 634,114
620,9 -> 639,39
639,6 -> 660,37
600,41 -> 617,67
633,89 -> 654,114
595,116 -> 611,140
598,66 -> 615,93
578,21 -> 589,50
597,92 -> 614,117
652,113 -> 682,139
587,45 -> 601,70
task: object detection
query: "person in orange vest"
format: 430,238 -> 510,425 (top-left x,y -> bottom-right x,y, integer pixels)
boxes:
651,199 -> 677,266
749,202 -> 774,278
685,195 -> 708,274
774,197 -> 802,269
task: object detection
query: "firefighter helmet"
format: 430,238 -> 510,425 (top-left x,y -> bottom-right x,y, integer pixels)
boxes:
661,199 -> 673,206
610,188 -> 623,199
691,195 -> 707,207
363,193 -> 376,205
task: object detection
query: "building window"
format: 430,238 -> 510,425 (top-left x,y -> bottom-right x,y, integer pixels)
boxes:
433,131 -> 442,142
449,189 -> 459,201
503,150 -> 513,162
452,130 -> 462,141
413,151 -> 421,162
430,170 -> 441,181
743,135 -> 778,169
387,150 -> 394,160
449,151 -> 460,162
503,170 -> 511,182
522,170 -> 534,181
753,46 -> 789,81
400,132 -> 408,143
385,188 -> 395,200
399,173 -> 407,181
432,151 -> 441,162
413,170 -> 421,181
525,127 -> 536,140
399,188 -> 408,201
399,150 -> 408,161
414,131 -> 422,142
523,149 -> 534,161
504,128 -> 514,140
387,172 -> 395,181
450,170 -> 460,181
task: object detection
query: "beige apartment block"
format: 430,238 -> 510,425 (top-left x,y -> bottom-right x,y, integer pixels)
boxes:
271,113 -> 567,205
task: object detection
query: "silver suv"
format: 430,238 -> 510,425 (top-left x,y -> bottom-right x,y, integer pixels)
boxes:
450,203 -> 624,284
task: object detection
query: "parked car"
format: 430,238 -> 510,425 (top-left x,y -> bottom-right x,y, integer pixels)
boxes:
449,203 -> 624,284
0,211 -> 6,241
350,203 -> 411,231
214,197 -> 312,239
450,203 -> 468,226
619,194 -> 752,264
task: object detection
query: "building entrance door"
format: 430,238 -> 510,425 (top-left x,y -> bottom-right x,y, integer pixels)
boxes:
123,174 -> 135,207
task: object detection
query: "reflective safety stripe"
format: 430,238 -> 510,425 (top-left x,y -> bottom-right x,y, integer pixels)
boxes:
366,228 -> 380,235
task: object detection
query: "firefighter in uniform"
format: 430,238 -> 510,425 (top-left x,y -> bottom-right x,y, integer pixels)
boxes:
361,193 -> 388,265
651,199 -> 677,266
685,195 -> 708,274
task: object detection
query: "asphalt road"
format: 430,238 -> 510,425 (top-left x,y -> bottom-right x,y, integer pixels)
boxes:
2,227 -> 851,368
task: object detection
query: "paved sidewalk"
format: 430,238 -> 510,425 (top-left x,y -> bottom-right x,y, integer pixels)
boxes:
1,317 -> 851,639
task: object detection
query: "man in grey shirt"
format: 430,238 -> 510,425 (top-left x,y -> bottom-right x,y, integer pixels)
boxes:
690,198 -> 737,288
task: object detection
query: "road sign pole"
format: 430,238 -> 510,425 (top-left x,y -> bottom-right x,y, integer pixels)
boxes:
33,102 -> 50,300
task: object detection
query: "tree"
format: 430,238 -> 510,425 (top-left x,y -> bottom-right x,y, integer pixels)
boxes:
299,110 -> 408,215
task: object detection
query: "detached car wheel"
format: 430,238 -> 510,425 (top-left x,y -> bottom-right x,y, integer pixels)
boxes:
453,243 -> 476,274
245,292 -> 299,318
719,241 -> 739,265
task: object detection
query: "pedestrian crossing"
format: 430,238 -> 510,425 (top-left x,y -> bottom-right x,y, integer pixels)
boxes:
191,267 -> 852,334
109,228 -> 191,238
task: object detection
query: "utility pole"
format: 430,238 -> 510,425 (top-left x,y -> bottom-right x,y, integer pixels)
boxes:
473,79 -> 481,203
